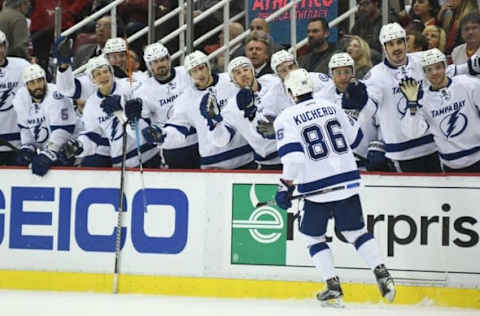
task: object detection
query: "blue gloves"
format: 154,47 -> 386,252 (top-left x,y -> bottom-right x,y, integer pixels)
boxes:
16,146 -> 36,165
366,141 -> 387,171
142,125 -> 165,144
100,95 -> 122,116
199,92 -> 223,131
125,98 -> 142,123
468,54 -> 480,75
275,179 -> 295,210
237,88 -> 257,121
31,149 -> 57,176
256,114 -> 276,139
342,80 -> 368,111
52,35 -> 73,65
59,138 -> 83,162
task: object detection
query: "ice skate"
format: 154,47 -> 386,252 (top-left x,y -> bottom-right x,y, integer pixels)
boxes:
374,264 -> 396,302
316,276 -> 345,308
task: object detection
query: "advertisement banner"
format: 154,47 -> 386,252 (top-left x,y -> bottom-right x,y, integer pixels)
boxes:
248,0 -> 339,45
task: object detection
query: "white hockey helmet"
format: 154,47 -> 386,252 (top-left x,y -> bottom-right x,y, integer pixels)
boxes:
270,49 -> 296,74
227,56 -> 254,82
22,64 -> 46,84
143,42 -> 170,71
284,68 -> 313,97
421,48 -> 447,68
86,55 -> 113,81
379,22 -> 406,46
0,30 -> 8,47
104,37 -> 127,54
328,52 -> 355,75
184,50 -> 210,72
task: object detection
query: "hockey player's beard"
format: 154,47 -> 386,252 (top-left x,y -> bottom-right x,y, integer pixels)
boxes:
154,66 -> 170,81
31,88 -> 46,103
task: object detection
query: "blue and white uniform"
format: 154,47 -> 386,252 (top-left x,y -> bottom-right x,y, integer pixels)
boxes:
163,73 -> 253,169
401,75 -> 480,170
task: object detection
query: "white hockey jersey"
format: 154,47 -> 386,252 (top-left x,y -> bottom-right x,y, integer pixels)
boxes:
208,76 -> 280,165
363,53 -> 466,161
313,80 -> 378,158
261,72 -> 332,117
79,79 -> 158,167
401,76 -> 480,169
274,96 -> 362,203
0,57 -> 30,152
163,73 -> 253,169
13,83 -> 80,152
135,66 -> 198,150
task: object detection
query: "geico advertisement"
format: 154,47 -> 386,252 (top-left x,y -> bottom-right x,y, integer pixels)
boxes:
0,169 -> 207,275
231,182 -> 479,274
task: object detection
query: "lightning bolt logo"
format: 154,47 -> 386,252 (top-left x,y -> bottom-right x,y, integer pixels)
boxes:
446,110 -> 459,137
440,110 -> 468,138
33,124 -> 49,144
110,117 -> 123,141
0,88 -> 13,111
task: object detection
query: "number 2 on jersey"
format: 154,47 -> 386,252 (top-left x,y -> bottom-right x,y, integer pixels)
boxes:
302,119 -> 348,160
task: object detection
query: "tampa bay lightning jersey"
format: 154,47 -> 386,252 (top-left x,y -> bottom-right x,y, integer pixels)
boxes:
363,53 -> 464,161
13,83 -> 80,152
79,79 -> 158,167
163,73 -> 253,169
0,57 -> 30,152
401,75 -> 480,169
261,72 -> 332,117
135,66 -> 198,150
274,96 -> 362,203
207,76 -> 279,165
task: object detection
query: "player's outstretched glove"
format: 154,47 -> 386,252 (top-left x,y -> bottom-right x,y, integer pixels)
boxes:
142,125 -> 165,144
100,95 -> 122,116
199,92 -> 223,130
468,54 -> 480,75
237,88 -> 257,121
256,114 -> 276,139
125,98 -> 142,123
342,80 -> 368,111
16,145 -> 36,165
275,179 -> 295,210
31,149 -> 57,176
52,35 -> 73,65
59,138 -> 83,161
399,77 -> 423,115
366,140 -> 387,171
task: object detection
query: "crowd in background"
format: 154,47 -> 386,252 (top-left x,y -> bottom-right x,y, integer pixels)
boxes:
0,0 -> 480,174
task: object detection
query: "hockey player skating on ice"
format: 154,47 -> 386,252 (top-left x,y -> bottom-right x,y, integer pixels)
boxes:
273,69 -> 395,307
400,48 -> 480,172
13,64 -> 80,176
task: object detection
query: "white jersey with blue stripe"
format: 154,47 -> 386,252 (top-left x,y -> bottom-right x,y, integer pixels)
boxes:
135,66 -> 198,150
207,78 -> 279,165
79,79 -> 158,167
274,96 -> 362,203
401,75 -> 480,169
0,57 -> 30,151
13,83 -> 81,152
261,72 -> 332,117
313,80 -> 378,158
163,73 -> 253,169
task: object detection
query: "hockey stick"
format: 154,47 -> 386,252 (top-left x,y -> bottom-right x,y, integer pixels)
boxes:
113,121 -> 128,294
255,184 -> 352,208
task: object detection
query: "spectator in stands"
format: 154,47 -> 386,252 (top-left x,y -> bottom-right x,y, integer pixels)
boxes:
451,12 -> 480,64
244,30 -> 273,77
423,24 -> 447,51
210,22 -> 244,72
0,0 -> 31,60
346,35 -> 372,79
30,0 -> 92,75
437,0 -> 479,54
406,31 -> 430,52
249,17 -> 284,54
72,14 -> 124,70
350,0 -> 383,54
399,0 -> 440,27
299,17 -> 337,74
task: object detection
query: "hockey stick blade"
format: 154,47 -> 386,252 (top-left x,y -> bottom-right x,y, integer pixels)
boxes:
255,184 -> 348,208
